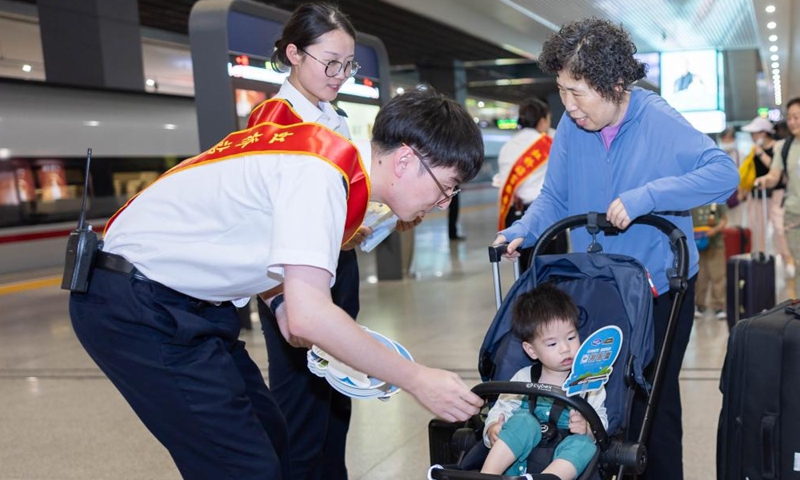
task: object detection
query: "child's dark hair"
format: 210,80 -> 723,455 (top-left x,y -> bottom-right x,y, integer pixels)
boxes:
511,283 -> 579,343
271,3 -> 356,73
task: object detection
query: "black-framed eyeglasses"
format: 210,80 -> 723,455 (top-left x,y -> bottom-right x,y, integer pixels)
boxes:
299,48 -> 360,78
403,143 -> 461,208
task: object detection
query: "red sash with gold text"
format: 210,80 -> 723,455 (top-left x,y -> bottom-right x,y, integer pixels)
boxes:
498,133 -> 552,230
105,99 -> 370,245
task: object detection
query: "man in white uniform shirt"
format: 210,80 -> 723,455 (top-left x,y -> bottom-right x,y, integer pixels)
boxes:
68,88 -> 485,480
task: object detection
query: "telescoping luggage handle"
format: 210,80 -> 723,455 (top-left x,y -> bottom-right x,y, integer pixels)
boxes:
488,213 -> 690,305
488,244 -> 521,309
733,185 -> 772,325
757,183 -> 770,258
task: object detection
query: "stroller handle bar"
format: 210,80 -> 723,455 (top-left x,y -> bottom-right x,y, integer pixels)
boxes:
471,381 -> 609,450
489,212 -> 689,294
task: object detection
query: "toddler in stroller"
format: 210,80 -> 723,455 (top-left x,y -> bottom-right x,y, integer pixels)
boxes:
481,283 -> 607,479
428,213 -> 689,480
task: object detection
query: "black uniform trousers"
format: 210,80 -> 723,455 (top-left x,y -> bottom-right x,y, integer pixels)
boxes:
627,275 -> 696,480
448,187 -> 461,239
70,267 -> 290,479
261,249 -> 359,480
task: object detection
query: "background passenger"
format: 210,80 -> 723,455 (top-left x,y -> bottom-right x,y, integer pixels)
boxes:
692,203 -> 728,320
756,97 -> 800,296
741,117 -> 791,268
494,97 -> 566,270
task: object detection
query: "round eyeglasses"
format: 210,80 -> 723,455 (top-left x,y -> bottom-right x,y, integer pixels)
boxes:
402,143 -> 461,208
299,48 -> 360,78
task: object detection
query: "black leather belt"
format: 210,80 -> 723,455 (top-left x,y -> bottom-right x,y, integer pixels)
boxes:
95,251 -> 137,275
95,251 -> 227,308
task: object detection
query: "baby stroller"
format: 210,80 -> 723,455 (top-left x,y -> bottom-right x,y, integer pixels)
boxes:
428,213 -> 689,480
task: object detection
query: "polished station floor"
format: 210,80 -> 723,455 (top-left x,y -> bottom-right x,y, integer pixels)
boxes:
0,186 -> 734,480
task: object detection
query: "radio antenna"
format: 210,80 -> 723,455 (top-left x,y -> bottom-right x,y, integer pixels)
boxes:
77,148 -> 92,231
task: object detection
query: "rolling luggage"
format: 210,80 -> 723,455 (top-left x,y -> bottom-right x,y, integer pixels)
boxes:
717,299 -> 800,480
725,187 -> 775,329
722,226 -> 751,259
725,253 -> 775,328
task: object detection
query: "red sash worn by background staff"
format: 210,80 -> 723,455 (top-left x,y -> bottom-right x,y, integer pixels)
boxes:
497,133 -> 552,230
105,99 -> 370,245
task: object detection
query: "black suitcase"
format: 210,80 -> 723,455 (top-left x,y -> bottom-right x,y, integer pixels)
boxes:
725,252 -> 776,328
717,299 -> 800,480
725,189 -> 776,328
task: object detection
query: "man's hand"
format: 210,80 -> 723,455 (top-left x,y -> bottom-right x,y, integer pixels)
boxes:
406,365 -> 483,423
492,234 -> 523,261
341,226 -> 373,251
607,198 -> 632,230
486,414 -> 505,446
283,265 -> 482,422
396,215 -> 423,232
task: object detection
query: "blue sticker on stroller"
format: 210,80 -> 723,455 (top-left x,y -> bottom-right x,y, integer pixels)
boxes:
562,325 -> 623,396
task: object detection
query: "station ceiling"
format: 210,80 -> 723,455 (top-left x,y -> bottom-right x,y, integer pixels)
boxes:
10,0 -> 798,107
135,0 -> 547,103
136,0 -> 800,107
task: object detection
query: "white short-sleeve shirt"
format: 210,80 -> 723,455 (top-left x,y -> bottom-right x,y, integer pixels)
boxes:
275,80 -> 351,138
102,153 -> 349,304
103,80 -> 361,305
103,79 -> 364,305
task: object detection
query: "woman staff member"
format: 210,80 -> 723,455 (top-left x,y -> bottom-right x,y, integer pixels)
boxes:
260,5 -> 418,479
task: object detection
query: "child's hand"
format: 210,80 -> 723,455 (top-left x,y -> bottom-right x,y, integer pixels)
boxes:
487,414 -> 506,446
568,410 -> 590,436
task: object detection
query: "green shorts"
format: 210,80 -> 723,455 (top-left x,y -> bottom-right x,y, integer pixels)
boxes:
497,411 -> 597,476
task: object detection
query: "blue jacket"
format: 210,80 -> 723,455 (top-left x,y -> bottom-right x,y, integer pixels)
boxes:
500,87 -> 739,294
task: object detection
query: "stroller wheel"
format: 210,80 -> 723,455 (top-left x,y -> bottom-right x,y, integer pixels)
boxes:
601,440 -> 647,474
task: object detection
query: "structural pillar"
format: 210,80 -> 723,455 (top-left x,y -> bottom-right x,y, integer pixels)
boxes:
38,0 -> 145,90
417,58 -> 467,104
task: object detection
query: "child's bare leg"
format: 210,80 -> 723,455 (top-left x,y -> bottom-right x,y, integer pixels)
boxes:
542,458 -> 578,480
482,411 -> 540,475
481,439 -> 517,474
547,434 -> 595,480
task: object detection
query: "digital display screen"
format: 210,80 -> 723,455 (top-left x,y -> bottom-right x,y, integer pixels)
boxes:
228,11 -> 381,81
228,11 -> 282,60
660,50 -> 719,112
633,52 -> 660,88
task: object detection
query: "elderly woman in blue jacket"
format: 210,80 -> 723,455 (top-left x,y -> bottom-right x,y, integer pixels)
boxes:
494,18 -> 739,480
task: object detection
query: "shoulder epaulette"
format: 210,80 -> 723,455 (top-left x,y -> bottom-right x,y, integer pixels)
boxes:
333,105 -> 348,118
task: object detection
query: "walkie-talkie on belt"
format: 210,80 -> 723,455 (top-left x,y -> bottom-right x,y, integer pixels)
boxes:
61,148 -> 99,293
